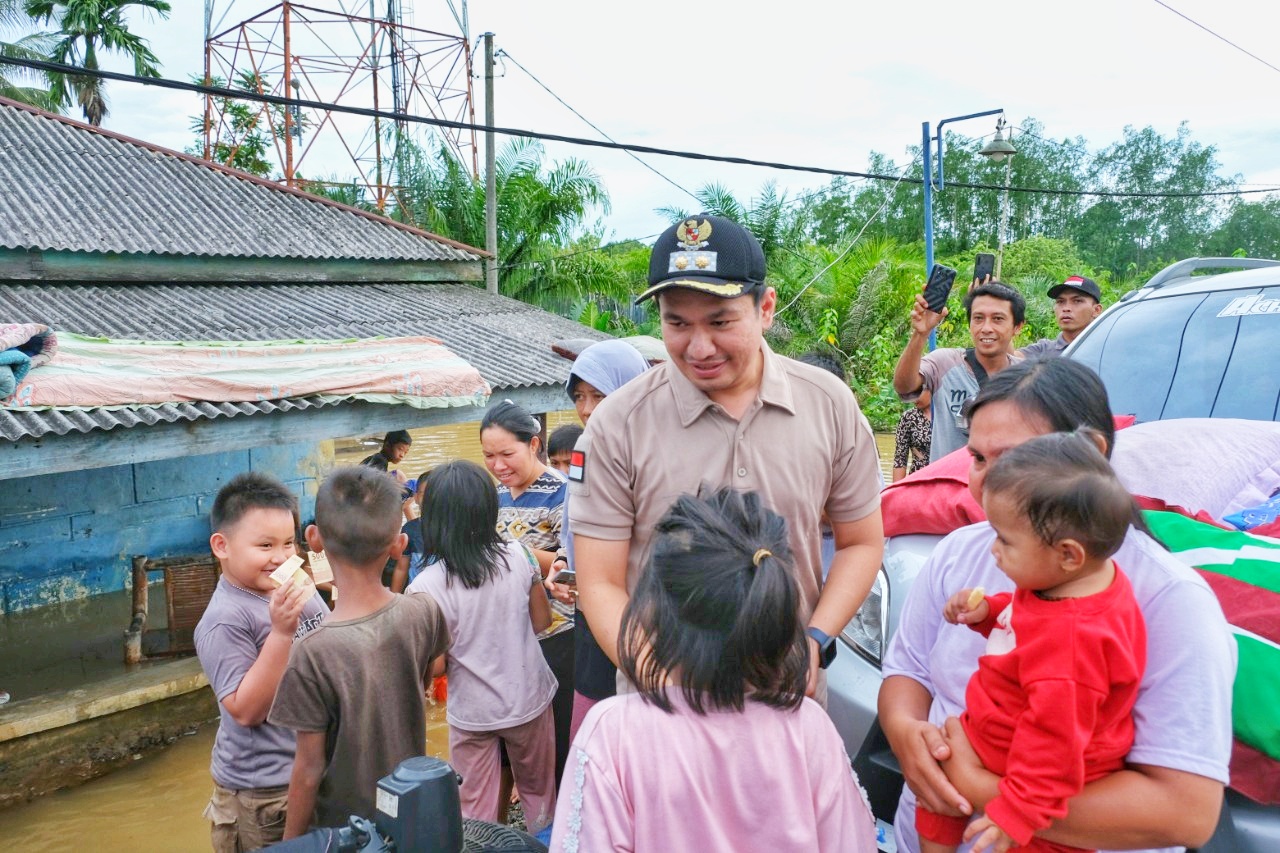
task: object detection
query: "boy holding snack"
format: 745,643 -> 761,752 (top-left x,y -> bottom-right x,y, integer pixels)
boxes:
195,471 -> 329,852
270,466 -> 450,837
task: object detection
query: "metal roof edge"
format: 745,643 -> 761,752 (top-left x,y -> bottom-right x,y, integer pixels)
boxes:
0,96 -> 491,260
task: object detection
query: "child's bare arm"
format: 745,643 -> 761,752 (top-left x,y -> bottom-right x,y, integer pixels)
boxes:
528,576 -> 552,634
964,815 -> 1017,853
943,587 -> 989,625
390,555 -> 410,594
221,579 -> 311,726
284,730 -> 326,839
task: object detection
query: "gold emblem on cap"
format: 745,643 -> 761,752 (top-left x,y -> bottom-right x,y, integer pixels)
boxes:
674,256 -> 689,270
695,255 -> 710,269
680,279 -> 744,296
676,218 -> 712,250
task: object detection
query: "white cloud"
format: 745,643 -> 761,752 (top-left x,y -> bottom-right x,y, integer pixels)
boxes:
88,0 -> 1280,240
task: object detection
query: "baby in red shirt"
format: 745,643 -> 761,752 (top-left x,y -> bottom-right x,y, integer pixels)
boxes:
917,430 -> 1147,853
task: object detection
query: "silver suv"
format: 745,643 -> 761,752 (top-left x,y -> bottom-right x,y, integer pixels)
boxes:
828,258 -> 1280,852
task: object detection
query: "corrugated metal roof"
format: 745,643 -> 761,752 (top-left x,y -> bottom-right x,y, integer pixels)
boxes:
0,397 -> 340,441
0,98 -> 482,263
0,281 -> 610,441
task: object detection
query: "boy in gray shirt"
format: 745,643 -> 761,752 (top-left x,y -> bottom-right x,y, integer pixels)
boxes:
195,472 -> 328,853
270,466 -> 450,836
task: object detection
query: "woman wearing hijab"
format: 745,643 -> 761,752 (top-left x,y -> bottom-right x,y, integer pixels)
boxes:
548,340 -> 651,742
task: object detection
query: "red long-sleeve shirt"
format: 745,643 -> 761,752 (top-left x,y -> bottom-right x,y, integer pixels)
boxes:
962,568 -> 1147,848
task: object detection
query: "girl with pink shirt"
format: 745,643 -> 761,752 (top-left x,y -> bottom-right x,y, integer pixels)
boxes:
550,487 -> 877,853
407,460 -> 559,834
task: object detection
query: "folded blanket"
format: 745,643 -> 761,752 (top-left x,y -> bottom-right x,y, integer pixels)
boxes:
0,323 -> 56,398
1112,418 -> 1280,518
1146,510 -> 1280,805
5,332 -> 489,411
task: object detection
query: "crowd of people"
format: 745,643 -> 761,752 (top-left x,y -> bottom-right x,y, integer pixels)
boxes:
192,215 -> 1234,853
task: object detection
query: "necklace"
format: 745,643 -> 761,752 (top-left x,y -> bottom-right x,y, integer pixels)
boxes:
227,579 -> 271,604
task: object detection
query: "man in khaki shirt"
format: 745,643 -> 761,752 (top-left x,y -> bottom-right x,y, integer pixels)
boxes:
568,214 -> 884,695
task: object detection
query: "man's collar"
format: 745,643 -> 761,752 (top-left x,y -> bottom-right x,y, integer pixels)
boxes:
667,340 -> 795,426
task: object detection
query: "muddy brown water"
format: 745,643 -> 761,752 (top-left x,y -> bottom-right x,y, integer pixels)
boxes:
0,414 -> 893,849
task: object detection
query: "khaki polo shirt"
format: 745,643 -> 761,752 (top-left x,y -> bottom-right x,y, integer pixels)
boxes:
567,342 -> 881,619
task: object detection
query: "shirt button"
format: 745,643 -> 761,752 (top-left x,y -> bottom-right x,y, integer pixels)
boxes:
737,467 -> 747,477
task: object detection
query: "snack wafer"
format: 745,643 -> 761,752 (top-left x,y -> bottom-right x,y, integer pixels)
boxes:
269,555 -> 310,589
966,586 -> 985,609
307,550 -> 333,585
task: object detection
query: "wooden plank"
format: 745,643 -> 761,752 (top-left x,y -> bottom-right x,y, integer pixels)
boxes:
0,386 -> 569,482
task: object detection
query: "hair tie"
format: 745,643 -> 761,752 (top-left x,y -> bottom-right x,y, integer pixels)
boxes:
752,548 -> 772,568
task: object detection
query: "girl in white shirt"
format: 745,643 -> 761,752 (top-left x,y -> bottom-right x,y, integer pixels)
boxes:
408,460 -> 558,834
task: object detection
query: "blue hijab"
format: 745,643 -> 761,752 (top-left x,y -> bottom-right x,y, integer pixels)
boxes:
566,339 -> 650,398
560,340 -> 649,575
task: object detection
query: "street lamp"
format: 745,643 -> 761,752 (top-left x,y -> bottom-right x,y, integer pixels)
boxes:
921,108 -> 1013,348
980,116 -> 1017,279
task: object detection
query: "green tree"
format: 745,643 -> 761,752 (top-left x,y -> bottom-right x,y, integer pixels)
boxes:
1,0 -> 59,108
185,72 -> 286,178
392,135 -> 618,306
1202,197 -> 1280,259
658,180 -> 806,259
1074,123 -> 1235,274
24,0 -> 170,126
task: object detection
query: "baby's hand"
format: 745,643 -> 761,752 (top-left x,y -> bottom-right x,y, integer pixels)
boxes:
963,814 -> 1016,853
943,587 -> 988,625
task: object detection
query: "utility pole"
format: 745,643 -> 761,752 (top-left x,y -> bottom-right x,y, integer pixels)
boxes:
483,32 -> 498,295
996,156 -> 1012,280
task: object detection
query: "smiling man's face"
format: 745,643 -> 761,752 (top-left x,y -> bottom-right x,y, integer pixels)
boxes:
968,294 -> 1023,358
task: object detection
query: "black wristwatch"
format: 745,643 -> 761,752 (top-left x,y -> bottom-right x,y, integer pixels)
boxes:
806,626 -> 837,669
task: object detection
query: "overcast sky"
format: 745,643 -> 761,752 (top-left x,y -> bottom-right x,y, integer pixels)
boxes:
89,0 -> 1280,243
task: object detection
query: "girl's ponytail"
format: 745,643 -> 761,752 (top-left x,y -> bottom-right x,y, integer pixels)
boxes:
618,487 -> 807,714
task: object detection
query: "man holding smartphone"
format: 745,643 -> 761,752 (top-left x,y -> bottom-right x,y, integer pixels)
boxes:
892,280 -> 1026,462
1021,275 -> 1105,358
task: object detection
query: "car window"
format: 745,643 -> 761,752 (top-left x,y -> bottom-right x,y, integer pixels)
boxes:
1070,285 -> 1280,422
1069,295 -> 1190,421
1214,287 -> 1280,421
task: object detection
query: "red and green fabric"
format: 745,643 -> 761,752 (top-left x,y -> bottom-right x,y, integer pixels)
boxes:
1144,509 -> 1280,804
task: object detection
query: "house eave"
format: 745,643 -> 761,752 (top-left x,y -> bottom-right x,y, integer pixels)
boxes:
0,248 -> 484,283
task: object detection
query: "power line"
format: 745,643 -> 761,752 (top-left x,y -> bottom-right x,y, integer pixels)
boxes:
497,181 -> 882,272
1153,0 -> 1280,77
3,55 -> 1279,201
496,49 -> 701,205
777,162 -> 915,316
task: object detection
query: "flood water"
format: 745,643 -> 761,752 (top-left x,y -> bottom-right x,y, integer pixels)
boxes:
0,704 -> 453,852
1,412 -> 894,850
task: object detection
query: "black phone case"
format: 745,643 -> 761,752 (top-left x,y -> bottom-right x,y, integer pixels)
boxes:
973,253 -> 996,284
923,264 -> 958,313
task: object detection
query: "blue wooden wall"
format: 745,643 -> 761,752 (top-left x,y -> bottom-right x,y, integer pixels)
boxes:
0,441 -> 331,613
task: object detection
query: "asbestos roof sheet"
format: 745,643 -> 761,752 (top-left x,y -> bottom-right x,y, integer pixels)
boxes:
0,98 -> 482,263
0,281 -> 609,442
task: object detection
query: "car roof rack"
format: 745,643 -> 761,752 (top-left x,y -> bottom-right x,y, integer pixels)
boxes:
1142,257 -> 1280,292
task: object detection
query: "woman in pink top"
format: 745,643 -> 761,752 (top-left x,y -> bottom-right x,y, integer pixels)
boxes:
407,461 -> 559,834
549,487 -> 877,853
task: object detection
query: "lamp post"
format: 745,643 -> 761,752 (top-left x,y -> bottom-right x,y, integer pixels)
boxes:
921,108 -> 1011,348
980,116 -> 1017,279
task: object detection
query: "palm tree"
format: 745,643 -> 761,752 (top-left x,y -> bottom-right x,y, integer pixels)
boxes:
1,0 -> 58,109
24,0 -> 170,126
391,135 -> 620,306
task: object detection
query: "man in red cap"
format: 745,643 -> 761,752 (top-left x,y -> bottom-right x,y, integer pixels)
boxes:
1021,275 -> 1104,358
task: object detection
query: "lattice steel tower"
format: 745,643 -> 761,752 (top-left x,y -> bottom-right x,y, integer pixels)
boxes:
200,1 -> 477,214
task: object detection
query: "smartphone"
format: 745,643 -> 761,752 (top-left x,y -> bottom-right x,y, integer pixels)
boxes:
555,569 -> 577,586
973,252 -> 996,284
922,263 -> 958,313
